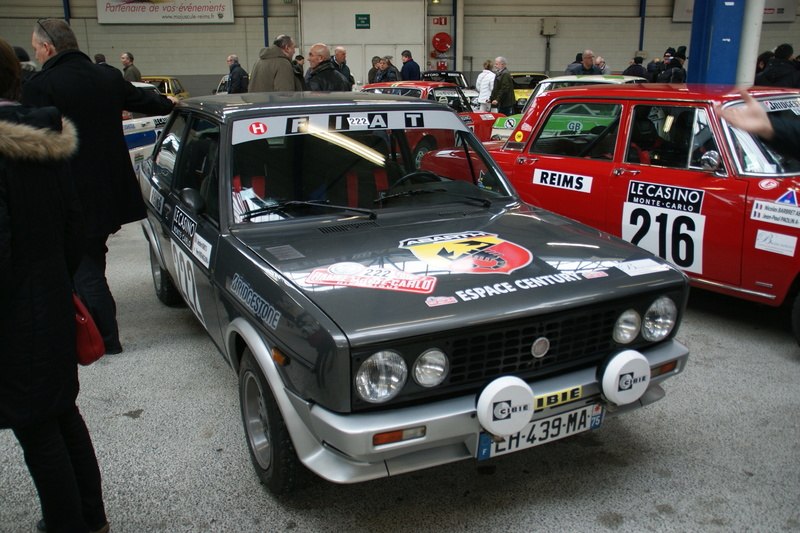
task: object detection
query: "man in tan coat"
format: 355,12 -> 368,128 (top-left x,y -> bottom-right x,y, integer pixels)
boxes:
249,35 -> 304,92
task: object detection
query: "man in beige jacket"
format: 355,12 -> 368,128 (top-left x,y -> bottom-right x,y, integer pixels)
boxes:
249,35 -> 304,92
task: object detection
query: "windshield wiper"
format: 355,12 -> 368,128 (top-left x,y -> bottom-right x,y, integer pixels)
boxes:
375,188 -> 491,207
243,200 -> 377,221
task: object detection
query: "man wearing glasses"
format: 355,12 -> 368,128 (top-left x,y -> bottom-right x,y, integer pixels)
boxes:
567,49 -> 603,75
24,18 -> 177,357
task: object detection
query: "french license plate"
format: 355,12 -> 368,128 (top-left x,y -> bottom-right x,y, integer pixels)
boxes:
477,404 -> 603,460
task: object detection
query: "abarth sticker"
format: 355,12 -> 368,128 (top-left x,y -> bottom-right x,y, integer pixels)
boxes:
622,181 -> 706,273
400,231 -> 532,275
533,169 -> 592,193
751,201 -> 800,229
755,229 -> 797,257
306,263 -> 436,294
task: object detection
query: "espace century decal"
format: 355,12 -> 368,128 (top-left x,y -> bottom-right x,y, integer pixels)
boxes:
400,231 -> 532,274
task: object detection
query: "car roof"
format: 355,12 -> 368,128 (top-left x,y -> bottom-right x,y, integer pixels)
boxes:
421,70 -> 465,75
142,76 -> 179,80
532,83 -> 800,104
541,74 -> 646,83
362,81 -> 460,90
512,72 -> 547,76
177,91 -> 449,121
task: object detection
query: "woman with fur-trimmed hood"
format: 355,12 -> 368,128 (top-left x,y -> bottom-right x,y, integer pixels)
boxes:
0,38 -> 109,533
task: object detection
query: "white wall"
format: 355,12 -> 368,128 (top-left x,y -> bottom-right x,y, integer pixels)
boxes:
2,0 -> 798,94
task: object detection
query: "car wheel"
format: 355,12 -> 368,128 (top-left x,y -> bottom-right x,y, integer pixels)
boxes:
791,293 -> 800,346
149,245 -> 183,306
239,348 -> 298,495
412,138 -> 436,168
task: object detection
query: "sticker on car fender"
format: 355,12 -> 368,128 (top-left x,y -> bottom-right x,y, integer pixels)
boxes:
751,200 -> 800,229
755,229 -> 797,257
229,274 -> 281,329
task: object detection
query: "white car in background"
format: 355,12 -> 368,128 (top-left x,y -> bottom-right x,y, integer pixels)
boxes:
124,82 -> 171,172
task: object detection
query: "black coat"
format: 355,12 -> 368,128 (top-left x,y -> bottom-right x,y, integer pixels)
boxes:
0,104 -> 84,428
228,62 -> 249,94
22,49 -> 175,238
308,60 -> 352,91
755,58 -> 800,89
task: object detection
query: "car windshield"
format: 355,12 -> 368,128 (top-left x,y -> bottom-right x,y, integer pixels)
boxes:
230,109 -> 512,223
362,87 -> 424,99
722,97 -> 800,176
423,72 -> 467,88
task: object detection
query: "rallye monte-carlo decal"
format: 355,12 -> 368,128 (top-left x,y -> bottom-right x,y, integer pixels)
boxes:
399,231 -> 532,274
305,263 -> 437,294
621,181 -> 706,274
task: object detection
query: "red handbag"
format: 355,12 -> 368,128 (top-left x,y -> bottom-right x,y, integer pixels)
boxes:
74,294 -> 105,365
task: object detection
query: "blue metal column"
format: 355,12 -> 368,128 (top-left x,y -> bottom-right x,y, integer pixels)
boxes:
687,0 -> 746,84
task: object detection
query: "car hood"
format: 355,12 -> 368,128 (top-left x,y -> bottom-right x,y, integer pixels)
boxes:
235,205 -> 685,345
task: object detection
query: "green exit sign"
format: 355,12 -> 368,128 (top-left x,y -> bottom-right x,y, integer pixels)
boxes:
355,14 -> 370,29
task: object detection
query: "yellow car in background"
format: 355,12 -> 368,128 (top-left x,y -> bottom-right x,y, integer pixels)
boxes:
511,72 -> 548,112
142,76 -> 191,99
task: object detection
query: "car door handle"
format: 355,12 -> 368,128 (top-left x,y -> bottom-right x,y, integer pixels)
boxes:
613,168 -> 640,176
516,156 -> 539,165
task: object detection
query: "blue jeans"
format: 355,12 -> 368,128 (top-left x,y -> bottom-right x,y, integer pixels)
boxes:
12,404 -> 106,533
73,236 -> 121,352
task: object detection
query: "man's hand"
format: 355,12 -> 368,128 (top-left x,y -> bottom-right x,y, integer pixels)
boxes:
714,88 -> 774,140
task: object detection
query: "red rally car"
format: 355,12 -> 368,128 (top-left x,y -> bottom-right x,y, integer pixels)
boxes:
475,84 -> 800,342
361,81 -> 504,143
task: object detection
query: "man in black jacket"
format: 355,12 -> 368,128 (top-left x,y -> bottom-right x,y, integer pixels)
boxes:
226,54 -> 249,93
755,44 -> 800,88
306,43 -> 351,91
23,18 -> 176,355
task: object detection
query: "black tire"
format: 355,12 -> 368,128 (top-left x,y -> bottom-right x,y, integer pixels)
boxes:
239,348 -> 298,495
149,245 -> 183,306
411,138 -> 436,168
791,293 -> 800,346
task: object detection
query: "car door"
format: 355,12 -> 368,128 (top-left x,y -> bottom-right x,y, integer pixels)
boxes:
149,111 -> 223,343
606,102 -> 747,285
502,98 -> 623,230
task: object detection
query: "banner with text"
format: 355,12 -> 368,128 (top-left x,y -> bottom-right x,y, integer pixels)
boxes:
98,0 -> 234,24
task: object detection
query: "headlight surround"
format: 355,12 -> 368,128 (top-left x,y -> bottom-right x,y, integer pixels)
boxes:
642,296 -> 678,342
413,348 -> 449,387
613,309 -> 641,344
355,350 -> 407,403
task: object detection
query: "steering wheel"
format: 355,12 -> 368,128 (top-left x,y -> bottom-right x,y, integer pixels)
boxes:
392,170 -> 443,188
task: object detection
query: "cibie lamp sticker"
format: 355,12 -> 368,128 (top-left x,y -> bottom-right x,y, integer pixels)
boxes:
476,376 -> 535,436
601,350 -> 650,405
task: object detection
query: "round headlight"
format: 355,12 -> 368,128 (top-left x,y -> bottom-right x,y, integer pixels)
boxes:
355,351 -> 407,403
413,349 -> 449,387
642,296 -> 678,342
614,309 -> 641,344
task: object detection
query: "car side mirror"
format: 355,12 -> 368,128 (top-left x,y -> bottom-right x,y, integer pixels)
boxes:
700,150 -> 722,172
180,187 -> 206,215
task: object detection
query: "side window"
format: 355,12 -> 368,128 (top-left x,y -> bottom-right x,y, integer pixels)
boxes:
529,102 -> 621,160
173,117 -> 220,220
153,113 -> 187,188
626,105 -> 710,170
688,108 -> 721,170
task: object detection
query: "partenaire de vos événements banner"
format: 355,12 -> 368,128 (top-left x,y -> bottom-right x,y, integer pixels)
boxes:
97,0 -> 234,24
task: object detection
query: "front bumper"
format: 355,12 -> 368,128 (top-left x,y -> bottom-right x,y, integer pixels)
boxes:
279,338 -> 689,484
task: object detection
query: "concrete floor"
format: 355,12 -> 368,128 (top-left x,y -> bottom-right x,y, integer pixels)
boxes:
1,222 -> 798,532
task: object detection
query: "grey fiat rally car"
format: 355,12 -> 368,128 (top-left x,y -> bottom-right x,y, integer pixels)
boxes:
138,92 -> 690,494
